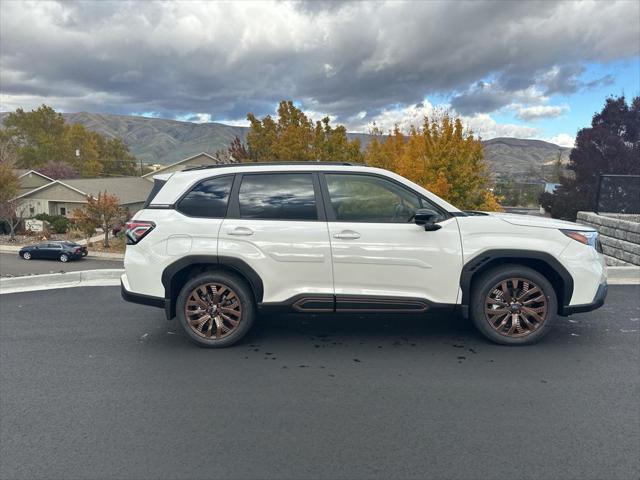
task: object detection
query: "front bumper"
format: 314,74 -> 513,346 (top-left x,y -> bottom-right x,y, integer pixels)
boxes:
560,282 -> 608,316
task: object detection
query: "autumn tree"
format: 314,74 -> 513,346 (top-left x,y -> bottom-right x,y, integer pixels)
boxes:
72,192 -> 121,247
0,133 -> 24,240
246,100 -> 363,162
39,161 -> 79,179
365,113 -> 500,211
540,95 -> 640,220
228,136 -> 249,162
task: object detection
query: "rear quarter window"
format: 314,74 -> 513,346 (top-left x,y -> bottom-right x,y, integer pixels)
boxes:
177,175 -> 233,218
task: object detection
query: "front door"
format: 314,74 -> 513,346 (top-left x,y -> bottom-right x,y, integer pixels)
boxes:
219,172 -> 334,308
321,173 -> 462,310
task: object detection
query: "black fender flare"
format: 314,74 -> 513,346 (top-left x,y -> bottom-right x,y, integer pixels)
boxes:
459,249 -> 574,315
161,255 -> 265,319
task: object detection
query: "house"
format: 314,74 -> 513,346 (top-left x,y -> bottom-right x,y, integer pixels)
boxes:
14,177 -> 153,217
141,152 -> 224,181
11,152 -> 226,218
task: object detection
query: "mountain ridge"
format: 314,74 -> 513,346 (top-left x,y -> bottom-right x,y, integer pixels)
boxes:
0,111 -> 571,180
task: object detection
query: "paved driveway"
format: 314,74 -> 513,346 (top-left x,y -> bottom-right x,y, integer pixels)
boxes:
1,285 -> 638,479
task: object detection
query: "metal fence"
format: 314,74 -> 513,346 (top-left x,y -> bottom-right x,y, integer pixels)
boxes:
595,174 -> 640,214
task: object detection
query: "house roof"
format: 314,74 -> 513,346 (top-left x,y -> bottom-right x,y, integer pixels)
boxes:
141,152 -> 221,178
14,169 -> 55,182
61,177 -> 153,204
16,176 -> 153,205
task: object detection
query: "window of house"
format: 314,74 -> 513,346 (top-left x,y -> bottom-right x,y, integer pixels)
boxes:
238,173 -> 317,221
60,207 -> 66,216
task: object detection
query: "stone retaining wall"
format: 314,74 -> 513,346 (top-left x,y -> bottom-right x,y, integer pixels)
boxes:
576,212 -> 640,266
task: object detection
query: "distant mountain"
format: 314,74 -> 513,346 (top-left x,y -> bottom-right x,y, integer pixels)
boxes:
1,111 -> 571,180
482,137 -> 571,181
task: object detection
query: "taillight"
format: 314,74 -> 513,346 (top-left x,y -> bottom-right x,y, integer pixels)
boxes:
125,221 -> 155,245
74,248 -> 81,253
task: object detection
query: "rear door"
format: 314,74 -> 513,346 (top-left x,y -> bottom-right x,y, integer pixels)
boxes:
219,172 -> 334,307
43,243 -> 60,259
320,172 -> 462,309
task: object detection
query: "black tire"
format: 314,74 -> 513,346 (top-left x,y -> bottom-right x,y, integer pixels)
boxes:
59,253 -> 69,262
176,271 -> 255,348
22,252 -> 31,260
470,264 -> 557,345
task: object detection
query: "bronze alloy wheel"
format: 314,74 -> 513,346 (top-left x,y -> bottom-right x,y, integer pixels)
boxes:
184,283 -> 242,339
484,277 -> 548,338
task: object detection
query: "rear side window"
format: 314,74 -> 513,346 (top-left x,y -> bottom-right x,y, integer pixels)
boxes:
238,173 -> 317,221
177,175 -> 233,218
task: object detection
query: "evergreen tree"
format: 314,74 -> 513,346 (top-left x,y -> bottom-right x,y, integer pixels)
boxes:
540,96 -> 639,220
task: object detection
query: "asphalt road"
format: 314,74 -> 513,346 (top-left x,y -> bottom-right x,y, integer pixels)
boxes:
1,286 -> 638,480
0,252 -> 123,277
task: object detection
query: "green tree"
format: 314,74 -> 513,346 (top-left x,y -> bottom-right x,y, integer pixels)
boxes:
540,96 -> 640,220
3,105 -> 70,168
2,104 -> 138,177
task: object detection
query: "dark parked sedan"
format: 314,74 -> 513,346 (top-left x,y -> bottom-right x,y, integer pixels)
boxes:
19,241 -> 85,262
61,241 -> 88,257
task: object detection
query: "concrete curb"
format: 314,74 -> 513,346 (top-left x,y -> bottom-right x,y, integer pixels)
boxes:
0,269 -> 124,295
607,266 -> 640,285
86,251 -> 125,260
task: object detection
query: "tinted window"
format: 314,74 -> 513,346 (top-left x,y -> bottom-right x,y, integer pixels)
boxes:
239,174 -> 317,221
177,176 -> 233,218
325,174 -> 422,223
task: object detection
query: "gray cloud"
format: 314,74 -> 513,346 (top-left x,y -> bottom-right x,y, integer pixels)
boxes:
0,0 -> 638,122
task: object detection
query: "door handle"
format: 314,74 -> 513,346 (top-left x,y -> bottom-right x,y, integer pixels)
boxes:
227,226 -> 254,236
333,230 -> 361,240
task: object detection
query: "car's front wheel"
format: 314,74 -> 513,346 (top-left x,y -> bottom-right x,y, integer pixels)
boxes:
176,271 -> 255,348
22,252 -> 32,260
470,265 -> 557,345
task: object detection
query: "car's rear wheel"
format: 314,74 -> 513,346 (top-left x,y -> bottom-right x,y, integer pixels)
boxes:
176,271 -> 255,348
59,253 -> 69,262
470,265 -> 557,345
22,252 -> 31,260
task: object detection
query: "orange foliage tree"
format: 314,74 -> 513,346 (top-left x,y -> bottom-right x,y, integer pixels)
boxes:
72,191 -> 121,248
364,113 -> 500,211
246,101 -> 362,163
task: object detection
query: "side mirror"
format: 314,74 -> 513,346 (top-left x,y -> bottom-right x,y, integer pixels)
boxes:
414,208 -> 442,231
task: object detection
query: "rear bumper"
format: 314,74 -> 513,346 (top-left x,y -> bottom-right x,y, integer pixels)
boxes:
560,282 -> 608,316
120,276 -> 166,309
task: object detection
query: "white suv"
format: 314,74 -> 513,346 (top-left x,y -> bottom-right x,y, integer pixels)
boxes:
121,162 -> 607,347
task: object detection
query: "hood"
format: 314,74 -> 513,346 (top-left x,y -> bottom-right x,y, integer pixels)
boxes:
487,212 -> 594,230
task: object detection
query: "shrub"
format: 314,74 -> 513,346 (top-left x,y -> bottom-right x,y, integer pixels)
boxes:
50,216 -> 69,234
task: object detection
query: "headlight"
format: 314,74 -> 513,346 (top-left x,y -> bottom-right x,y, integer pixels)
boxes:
560,229 -> 602,252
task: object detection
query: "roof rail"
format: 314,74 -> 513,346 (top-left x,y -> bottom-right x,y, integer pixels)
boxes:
182,161 -> 363,172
